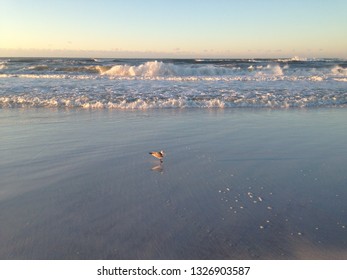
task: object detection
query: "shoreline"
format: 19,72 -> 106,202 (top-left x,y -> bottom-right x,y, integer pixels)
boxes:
1,108 -> 346,259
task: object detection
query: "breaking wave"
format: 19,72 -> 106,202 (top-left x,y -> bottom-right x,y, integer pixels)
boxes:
331,65 -> 347,75
101,61 -> 234,77
1,90 -> 346,109
1,58 -> 346,110
0,62 -> 7,70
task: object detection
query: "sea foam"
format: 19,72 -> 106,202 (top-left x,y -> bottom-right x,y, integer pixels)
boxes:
1,58 -> 346,109
102,61 -> 233,77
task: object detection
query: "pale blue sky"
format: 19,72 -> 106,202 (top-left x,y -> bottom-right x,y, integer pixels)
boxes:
1,0 -> 346,58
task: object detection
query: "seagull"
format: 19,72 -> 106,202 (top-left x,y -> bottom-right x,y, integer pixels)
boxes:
149,150 -> 165,163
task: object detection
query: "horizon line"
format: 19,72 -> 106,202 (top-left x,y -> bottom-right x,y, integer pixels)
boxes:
1,55 -> 345,60
1,48 -> 345,60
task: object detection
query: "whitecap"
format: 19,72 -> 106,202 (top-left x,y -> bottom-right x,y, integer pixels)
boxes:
331,65 -> 347,75
102,61 -> 233,77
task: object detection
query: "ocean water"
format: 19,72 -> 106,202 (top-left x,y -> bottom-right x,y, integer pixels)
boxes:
1,57 -> 347,109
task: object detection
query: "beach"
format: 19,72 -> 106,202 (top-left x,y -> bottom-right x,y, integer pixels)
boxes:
1,107 -> 346,259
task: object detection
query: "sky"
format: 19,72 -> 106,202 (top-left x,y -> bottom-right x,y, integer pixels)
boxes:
1,0 -> 347,58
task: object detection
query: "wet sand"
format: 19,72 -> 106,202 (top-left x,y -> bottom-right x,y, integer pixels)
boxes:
0,108 -> 347,259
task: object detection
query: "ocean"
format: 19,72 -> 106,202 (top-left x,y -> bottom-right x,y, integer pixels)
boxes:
0,57 -> 346,109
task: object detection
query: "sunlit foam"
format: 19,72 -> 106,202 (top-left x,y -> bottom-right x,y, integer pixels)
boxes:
331,65 -> 347,75
102,61 -> 233,77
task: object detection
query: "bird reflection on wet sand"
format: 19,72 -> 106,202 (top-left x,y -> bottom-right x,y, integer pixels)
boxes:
151,163 -> 164,173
